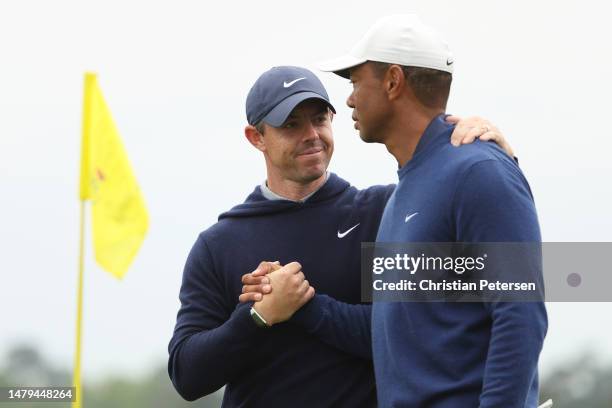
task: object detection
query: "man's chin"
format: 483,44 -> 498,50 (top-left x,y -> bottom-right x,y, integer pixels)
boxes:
359,131 -> 380,144
359,133 -> 374,143
298,165 -> 327,183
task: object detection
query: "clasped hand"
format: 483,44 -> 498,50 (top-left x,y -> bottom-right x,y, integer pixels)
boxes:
240,261 -> 315,326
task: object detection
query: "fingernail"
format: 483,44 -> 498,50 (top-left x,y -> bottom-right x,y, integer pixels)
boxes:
262,277 -> 269,284
255,293 -> 262,300
263,285 -> 271,292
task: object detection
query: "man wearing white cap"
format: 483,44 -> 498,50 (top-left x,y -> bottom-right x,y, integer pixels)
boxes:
169,61 -> 518,406
313,14 -> 547,407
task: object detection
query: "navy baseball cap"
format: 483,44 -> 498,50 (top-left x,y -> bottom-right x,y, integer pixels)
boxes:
246,66 -> 336,127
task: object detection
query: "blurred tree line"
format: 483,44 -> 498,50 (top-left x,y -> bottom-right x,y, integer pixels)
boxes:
1,344 -> 612,407
0,344 -> 222,407
540,354 -> 612,407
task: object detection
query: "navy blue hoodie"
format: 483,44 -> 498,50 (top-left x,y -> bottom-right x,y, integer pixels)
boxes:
168,173 -> 394,407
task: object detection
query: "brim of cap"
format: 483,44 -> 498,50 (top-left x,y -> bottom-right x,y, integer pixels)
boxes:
317,54 -> 367,79
262,91 -> 336,127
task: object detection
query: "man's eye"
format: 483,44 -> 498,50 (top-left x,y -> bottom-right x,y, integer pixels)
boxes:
284,122 -> 296,129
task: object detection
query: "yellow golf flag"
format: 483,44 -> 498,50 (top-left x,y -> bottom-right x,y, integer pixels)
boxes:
79,72 -> 149,279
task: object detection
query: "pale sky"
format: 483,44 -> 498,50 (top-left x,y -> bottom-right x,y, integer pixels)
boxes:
1,0 -> 611,382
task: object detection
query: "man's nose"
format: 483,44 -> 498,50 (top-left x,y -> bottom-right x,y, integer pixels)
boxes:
303,120 -> 320,141
346,93 -> 355,108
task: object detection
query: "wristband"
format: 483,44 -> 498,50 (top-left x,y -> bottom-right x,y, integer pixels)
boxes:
250,306 -> 270,328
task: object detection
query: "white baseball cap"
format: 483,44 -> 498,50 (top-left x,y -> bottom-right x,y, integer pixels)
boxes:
318,14 -> 454,78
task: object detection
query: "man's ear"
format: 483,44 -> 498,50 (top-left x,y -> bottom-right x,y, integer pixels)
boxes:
245,125 -> 266,152
386,65 -> 405,101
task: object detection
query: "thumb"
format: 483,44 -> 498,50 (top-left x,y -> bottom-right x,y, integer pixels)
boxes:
251,261 -> 277,277
445,114 -> 460,124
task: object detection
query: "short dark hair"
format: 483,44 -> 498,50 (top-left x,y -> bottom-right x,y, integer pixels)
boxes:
255,121 -> 266,135
371,62 -> 452,110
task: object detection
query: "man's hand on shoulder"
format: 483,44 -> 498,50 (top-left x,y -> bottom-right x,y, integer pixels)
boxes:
446,115 -> 515,158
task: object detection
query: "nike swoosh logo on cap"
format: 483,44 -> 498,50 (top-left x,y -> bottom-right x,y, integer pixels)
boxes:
446,58 -> 454,66
283,77 -> 306,88
337,223 -> 360,238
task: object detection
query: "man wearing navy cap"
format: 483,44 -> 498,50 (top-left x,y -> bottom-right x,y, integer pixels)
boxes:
167,64 -> 515,407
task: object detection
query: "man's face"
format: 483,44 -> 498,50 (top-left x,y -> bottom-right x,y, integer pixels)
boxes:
346,62 -> 390,143
261,99 -> 334,184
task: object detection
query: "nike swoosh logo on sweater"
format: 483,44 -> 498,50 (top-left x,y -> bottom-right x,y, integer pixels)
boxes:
405,212 -> 419,223
337,223 -> 360,238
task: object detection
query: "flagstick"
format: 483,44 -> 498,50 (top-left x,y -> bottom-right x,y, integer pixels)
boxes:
72,200 -> 86,408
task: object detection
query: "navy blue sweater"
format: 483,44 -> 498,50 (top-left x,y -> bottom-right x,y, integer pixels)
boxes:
373,115 -> 548,407
168,173 -> 394,407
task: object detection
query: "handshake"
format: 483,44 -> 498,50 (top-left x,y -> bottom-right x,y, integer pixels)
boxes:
239,261 -> 316,326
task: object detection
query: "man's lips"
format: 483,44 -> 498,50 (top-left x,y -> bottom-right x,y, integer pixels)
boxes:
298,147 -> 324,156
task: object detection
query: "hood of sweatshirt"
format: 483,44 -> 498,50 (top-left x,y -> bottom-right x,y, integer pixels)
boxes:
218,173 -> 350,220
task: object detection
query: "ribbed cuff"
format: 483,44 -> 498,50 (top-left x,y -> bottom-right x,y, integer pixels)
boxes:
228,302 -> 266,335
291,294 -> 327,333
